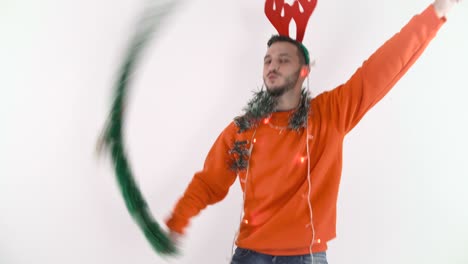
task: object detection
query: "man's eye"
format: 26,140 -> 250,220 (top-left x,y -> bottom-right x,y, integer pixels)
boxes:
264,60 -> 271,65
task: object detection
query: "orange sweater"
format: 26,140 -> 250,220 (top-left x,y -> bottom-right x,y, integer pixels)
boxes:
166,5 -> 445,256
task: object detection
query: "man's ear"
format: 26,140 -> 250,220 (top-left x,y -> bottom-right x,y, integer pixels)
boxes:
300,65 -> 310,78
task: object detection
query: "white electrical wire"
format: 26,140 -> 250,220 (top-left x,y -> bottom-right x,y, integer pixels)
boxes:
305,72 -> 317,263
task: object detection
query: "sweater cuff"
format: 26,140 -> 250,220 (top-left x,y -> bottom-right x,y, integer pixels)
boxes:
165,214 -> 188,235
426,4 -> 447,25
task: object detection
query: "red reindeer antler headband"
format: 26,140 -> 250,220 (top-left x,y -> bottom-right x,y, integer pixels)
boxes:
265,0 -> 318,43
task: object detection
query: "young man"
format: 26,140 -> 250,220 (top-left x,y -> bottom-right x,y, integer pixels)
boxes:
165,1 -> 461,263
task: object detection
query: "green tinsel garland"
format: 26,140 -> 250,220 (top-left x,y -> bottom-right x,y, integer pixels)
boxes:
234,88 -> 311,133
97,0 -> 181,256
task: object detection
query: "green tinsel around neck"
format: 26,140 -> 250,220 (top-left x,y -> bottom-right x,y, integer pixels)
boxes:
234,88 -> 311,133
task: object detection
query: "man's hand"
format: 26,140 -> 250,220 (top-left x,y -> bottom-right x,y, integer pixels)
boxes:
433,0 -> 462,18
168,230 -> 184,249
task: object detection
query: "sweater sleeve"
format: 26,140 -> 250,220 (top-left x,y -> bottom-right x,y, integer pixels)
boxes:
323,4 -> 445,134
165,123 -> 238,234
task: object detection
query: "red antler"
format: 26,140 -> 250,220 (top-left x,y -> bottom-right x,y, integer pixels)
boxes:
292,0 -> 317,42
265,0 -> 293,38
265,0 -> 317,42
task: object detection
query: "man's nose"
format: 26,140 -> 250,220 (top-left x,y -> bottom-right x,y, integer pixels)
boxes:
268,61 -> 279,72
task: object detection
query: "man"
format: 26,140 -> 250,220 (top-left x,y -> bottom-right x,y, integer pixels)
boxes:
165,1 -> 461,263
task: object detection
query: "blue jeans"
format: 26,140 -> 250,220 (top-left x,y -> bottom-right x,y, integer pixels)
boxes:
231,247 -> 328,264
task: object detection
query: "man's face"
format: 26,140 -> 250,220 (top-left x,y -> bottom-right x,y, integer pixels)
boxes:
263,41 -> 302,97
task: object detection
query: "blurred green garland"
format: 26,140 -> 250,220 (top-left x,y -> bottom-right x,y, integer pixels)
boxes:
97,0 -> 181,256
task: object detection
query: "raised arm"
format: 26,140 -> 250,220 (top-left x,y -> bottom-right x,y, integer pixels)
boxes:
321,3 -> 456,133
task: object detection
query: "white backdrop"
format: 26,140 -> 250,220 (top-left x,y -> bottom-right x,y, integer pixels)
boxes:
1,0 -> 467,263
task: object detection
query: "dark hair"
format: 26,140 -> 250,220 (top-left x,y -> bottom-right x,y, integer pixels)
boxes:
267,35 -> 310,65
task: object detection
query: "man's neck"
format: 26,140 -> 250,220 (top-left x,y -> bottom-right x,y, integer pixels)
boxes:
274,88 -> 302,111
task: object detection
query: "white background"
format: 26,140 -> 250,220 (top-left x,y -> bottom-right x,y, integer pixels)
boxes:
1,0 -> 467,263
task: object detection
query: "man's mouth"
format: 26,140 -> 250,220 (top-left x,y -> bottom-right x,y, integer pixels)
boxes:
268,73 -> 279,80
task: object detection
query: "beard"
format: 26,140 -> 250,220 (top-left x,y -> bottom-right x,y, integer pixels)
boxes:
264,69 -> 301,97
